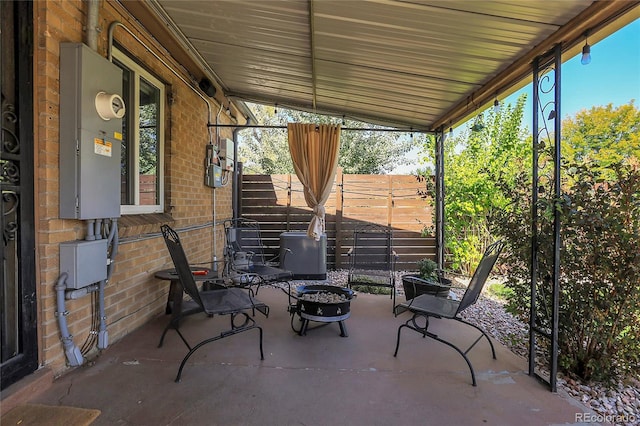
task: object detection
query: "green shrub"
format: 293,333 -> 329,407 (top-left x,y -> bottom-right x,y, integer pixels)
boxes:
485,282 -> 514,301
491,158 -> 640,381
350,285 -> 392,295
417,258 -> 439,281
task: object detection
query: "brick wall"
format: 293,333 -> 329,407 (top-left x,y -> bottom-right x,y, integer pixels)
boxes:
34,0 -> 234,376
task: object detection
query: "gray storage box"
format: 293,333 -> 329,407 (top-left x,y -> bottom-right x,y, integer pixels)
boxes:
279,232 -> 327,280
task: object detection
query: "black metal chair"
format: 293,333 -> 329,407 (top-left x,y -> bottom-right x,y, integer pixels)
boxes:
393,240 -> 505,386
159,224 -> 269,382
347,224 -> 398,311
222,218 -> 293,292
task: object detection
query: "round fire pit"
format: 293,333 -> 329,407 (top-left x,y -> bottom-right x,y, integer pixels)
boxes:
291,285 -> 355,337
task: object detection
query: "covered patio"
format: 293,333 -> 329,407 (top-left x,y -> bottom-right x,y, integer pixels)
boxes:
2,0 -> 638,422
22,287 -> 585,425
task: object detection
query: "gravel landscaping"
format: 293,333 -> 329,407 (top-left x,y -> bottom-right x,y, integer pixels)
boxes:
316,270 -> 640,425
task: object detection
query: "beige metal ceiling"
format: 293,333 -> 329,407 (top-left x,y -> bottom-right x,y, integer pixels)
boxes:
136,0 -> 638,131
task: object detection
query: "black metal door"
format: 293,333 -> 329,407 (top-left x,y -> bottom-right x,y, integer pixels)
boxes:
1,0 -> 37,391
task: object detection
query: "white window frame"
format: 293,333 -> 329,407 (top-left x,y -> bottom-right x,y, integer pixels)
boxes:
113,48 -> 165,215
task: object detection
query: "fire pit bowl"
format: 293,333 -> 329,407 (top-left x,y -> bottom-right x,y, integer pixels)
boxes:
290,285 -> 355,337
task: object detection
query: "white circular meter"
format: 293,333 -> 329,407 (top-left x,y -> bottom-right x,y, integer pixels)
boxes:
95,91 -> 126,120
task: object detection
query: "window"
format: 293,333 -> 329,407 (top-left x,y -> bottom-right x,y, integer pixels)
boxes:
113,49 -> 165,215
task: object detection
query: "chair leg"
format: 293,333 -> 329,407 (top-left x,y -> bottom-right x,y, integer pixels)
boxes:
393,323 -> 409,357
394,314 -> 478,386
429,332 -> 478,386
391,286 -> 396,313
175,323 -> 264,382
455,317 -> 496,360
258,325 -> 264,360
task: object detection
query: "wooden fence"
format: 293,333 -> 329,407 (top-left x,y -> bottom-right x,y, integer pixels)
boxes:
239,168 -> 435,271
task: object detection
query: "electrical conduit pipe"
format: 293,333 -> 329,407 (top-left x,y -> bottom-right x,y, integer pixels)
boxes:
98,219 -> 119,349
55,273 -> 84,366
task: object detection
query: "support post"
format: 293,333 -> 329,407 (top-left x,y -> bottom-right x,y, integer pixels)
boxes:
335,167 -> 344,269
530,44 -> 561,392
434,127 -> 445,269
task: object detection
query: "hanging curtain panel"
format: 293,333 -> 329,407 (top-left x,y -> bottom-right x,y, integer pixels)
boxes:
287,123 -> 341,240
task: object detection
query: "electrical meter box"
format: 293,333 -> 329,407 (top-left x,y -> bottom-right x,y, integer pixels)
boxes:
60,239 -> 108,289
59,43 -> 124,219
219,138 -> 235,172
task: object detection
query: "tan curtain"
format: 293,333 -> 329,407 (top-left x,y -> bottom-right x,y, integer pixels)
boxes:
287,123 -> 341,240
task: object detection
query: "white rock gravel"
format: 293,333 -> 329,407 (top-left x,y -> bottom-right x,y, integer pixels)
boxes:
311,270 -> 640,426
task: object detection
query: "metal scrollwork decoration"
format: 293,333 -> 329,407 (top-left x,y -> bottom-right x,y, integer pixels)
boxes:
2,94 -> 21,248
2,101 -> 19,154
2,159 -> 20,184
533,58 -> 558,331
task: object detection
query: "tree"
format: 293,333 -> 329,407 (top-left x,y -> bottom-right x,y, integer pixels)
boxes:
563,102 -> 640,180
139,103 -> 159,174
237,105 -> 293,174
418,94 -> 530,273
237,103 -> 417,174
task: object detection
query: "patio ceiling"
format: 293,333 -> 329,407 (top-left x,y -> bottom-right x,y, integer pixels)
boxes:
124,1 -> 638,131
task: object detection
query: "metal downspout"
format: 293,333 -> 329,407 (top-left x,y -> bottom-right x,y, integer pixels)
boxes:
85,0 -> 99,50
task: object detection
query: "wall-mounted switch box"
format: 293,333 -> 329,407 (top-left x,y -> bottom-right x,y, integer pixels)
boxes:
60,239 -> 108,289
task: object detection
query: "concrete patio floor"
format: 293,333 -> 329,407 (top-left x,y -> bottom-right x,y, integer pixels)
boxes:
28,286 -> 589,425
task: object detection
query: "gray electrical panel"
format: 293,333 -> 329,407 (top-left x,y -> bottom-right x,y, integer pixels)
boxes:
60,239 -> 108,289
59,43 -> 123,219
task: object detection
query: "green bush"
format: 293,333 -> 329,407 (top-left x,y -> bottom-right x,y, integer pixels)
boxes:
417,258 -> 439,281
350,285 -> 392,295
485,282 -> 514,301
491,158 -> 640,381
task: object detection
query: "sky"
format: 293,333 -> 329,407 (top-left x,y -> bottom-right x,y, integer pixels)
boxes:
395,18 -> 639,173
504,18 -> 640,128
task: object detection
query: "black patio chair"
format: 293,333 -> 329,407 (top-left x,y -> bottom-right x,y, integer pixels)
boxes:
393,240 -> 505,386
222,218 -> 293,292
159,224 -> 269,382
347,223 -> 398,311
